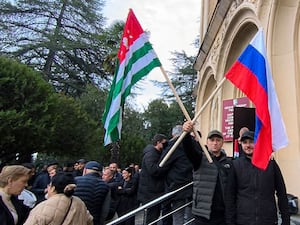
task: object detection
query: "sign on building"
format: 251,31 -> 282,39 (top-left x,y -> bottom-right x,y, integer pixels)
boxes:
222,97 -> 250,141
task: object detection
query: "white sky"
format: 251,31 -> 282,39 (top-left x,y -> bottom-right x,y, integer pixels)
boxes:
103,0 -> 200,111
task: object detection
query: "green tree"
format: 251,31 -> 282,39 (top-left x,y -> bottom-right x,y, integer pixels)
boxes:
76,84 -> 111,163
168,50 -> 197,103
143,99 -> 173,140
119,106 -> 147,166
46,94 -> 100,159
101,21 -> 125,76
76,67 -> 149,167
155,50 -> 197,117
0,57 -> 101,166
0,0 -> 108,96
167,101 -> 187,125
0,56 -> 56,164
78,84 -> 108,126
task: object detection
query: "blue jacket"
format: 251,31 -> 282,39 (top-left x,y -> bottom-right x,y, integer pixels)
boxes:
74,172 -> 109,225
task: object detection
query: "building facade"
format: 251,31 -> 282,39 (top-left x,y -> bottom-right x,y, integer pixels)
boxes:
194,0 -> 300,198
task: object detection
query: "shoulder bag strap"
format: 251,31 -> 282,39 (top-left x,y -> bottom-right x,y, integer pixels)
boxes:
60,197 -> 73,225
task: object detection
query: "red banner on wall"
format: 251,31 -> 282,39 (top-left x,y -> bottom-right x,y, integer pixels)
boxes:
222,97 -> 250,141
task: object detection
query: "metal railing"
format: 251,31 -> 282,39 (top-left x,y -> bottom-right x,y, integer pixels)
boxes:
106,182 -> 194,225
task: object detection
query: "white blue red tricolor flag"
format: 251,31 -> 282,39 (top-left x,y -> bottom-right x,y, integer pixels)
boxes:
225,28 -> 288,170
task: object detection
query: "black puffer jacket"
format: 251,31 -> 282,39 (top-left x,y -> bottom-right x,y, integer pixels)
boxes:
137,144 -> 168,203
75,172 -> 110,225
226,156 -> 290,225
183,134 -> 232,220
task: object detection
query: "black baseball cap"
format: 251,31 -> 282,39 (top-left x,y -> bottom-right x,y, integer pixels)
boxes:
207,130 -> 223,139
240,131 -> 254,141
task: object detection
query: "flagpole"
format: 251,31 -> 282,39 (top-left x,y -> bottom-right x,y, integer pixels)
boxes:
159,66 -> 212,164
159,77 -> 227,167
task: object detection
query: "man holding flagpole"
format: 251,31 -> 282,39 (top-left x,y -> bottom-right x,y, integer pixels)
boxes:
182,121 -> 232,225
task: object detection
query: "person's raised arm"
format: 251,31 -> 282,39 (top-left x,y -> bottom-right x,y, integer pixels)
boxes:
182,121 -> 203,170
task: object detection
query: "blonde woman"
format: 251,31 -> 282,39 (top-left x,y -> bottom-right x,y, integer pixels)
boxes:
0,165 -> 31,225
24,172 -> 93,225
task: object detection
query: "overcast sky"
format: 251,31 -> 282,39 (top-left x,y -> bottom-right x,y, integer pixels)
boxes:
103,0 -> 200,110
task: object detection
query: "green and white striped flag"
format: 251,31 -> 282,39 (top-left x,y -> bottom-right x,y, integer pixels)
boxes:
102,9 -> 161,146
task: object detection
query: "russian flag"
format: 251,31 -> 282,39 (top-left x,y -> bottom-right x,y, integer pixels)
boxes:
225,28 -> 288,170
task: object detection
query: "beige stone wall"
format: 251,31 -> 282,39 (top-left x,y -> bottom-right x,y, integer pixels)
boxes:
270,0 -> 300,196
194,0 -> 300,198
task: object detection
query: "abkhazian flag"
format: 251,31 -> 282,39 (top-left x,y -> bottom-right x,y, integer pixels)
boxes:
102,9 -> 161,146
225,28 -> 288,170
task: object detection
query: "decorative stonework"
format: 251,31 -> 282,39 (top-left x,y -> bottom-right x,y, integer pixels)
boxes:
232,0 -> 258,10
208,27 -> 226,75
206,0 -> 259,80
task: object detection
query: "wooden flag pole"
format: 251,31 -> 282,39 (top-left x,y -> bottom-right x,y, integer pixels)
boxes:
159,66 -> 212,164
159,77 -> 227,167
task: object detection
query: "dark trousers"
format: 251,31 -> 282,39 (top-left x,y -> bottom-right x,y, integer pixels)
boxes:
193,215 -> 226,225
161,200 -> 172,225
145,205 -> 161,225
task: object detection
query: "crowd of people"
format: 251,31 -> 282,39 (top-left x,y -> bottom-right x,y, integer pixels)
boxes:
0,121 -> 291,225
0,160 -> 140,225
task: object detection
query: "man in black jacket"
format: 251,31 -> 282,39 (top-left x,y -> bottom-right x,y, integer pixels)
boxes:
182,121 -> 232,225
102,167 -> 119,222
160,125 -> 193,224
137,134 -> 168,225
225,131 -> 290,225
31,162 -> 58,203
